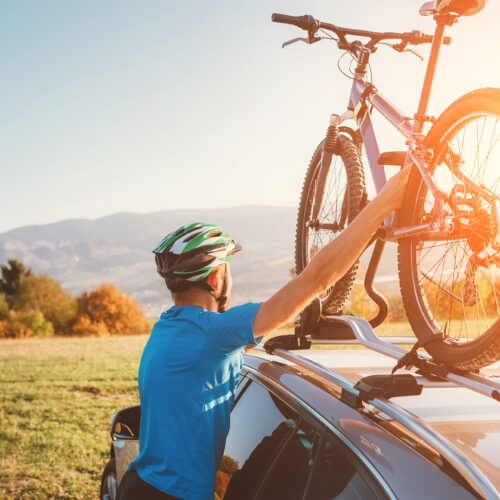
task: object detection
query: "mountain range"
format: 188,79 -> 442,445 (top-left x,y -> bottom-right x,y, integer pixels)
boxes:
0,206 -> 399,317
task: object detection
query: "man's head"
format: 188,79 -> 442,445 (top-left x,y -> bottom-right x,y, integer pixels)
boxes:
153,222 -> 241,312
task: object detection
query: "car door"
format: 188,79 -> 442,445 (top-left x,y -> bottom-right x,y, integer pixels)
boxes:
216,372 -> 390,500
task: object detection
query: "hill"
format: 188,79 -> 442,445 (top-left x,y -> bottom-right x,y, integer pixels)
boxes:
0,206 -> 399,317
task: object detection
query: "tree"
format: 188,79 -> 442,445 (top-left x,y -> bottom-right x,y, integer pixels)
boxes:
0,293 -> 8,320
73,283 -> 149,336
0,259 -> 31,305
12,274 -> 77,334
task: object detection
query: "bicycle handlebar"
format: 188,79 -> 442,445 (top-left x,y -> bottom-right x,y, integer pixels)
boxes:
272,13 -> 451,48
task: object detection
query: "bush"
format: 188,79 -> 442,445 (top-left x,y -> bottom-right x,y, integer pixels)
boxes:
18,310 -> 54,338
13,274 -> 77,334
344,283 -> 377,319
70,314 -> 109,337
73,283 -> 149,336
0,310 -> 53,339
385,291 -> 408,323
344,283 -> 406,323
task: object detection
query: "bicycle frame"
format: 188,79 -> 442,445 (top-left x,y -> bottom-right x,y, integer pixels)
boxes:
332,21 -> 450,239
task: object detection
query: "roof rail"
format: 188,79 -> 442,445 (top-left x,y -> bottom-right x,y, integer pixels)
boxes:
266,344 -> 499,499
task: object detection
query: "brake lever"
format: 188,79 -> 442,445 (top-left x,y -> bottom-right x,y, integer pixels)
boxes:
402,48 -> 424,62
384,42 -> 424,62
282,37 -> 309,48
282,33 -> 321,49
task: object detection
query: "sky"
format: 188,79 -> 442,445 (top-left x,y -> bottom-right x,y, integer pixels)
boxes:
1,0 -> 499,233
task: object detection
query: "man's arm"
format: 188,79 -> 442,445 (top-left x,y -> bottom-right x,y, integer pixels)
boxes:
253,166 -> 411,338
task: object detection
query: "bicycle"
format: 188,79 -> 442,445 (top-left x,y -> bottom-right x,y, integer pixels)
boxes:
272,0 -> 500,370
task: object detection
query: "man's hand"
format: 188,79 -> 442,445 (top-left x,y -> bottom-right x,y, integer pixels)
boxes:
377,165 -> 411,212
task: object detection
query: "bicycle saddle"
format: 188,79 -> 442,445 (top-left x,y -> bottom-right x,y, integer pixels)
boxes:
419,0 -> 487,16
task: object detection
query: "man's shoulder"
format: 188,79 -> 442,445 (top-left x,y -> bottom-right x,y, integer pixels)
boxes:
206,303 -> 262,330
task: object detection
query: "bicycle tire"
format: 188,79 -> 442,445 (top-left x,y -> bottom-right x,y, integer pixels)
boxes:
398,88 -> 500,370
295,133 -> 365,315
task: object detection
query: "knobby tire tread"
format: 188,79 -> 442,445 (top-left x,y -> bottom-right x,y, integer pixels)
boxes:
295,134 -> 365,314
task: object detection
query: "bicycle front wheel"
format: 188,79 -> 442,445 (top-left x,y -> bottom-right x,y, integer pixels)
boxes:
398,88 -> 500,370
295,134 -> 365,315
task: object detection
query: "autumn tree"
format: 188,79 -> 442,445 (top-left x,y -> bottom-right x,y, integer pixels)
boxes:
72,283 -> 149,336
12,274 -> 77,334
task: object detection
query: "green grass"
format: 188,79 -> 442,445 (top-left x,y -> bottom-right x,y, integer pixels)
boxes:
0,322 -> 413,499
0,335 -> 147,500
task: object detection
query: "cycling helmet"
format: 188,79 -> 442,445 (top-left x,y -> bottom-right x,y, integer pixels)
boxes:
153,222 -> 241,311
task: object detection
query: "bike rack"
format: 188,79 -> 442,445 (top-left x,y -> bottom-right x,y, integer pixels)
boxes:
261,314 -> 500,499
307,315 -> 500,401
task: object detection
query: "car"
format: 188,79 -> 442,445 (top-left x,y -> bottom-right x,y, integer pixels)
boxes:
100,316 -> 500,500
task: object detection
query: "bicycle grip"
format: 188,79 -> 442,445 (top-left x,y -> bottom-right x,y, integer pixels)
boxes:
271,13 -> 319,32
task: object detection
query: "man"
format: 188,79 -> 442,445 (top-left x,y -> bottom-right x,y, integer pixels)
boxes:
118,166 -> 410,499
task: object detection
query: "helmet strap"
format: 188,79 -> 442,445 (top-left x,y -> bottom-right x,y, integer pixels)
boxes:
205,269 -> 229,313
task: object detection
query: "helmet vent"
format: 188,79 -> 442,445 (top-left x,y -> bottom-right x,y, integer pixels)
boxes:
183,231 -> 202,243
205,230 -> 222,239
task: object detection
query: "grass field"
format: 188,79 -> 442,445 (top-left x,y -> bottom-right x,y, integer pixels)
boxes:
0,322 -> 412,499
0,335 -> 147,499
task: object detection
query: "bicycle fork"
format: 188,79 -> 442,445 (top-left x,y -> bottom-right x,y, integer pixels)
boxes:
309,120 -> 349,231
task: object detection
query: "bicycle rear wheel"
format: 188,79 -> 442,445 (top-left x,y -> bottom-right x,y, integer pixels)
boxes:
398,88 -> 500,370
295,133 -> 365,314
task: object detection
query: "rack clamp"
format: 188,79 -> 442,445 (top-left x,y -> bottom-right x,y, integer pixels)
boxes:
264,334 -> 311,354
342,373 -> 423,409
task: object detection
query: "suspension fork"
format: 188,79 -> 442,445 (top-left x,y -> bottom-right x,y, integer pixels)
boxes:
311,124 -> 339,222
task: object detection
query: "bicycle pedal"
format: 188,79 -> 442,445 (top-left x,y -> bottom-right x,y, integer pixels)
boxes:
378,151 -> 407,166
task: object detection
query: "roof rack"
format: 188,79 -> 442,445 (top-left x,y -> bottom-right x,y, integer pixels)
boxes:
261,315 -> 500,499
264,314 -> 500,401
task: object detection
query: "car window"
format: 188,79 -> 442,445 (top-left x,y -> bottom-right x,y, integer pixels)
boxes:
254,420 -> 321,500
215,380 -> 299,500
305,437 -> 385,500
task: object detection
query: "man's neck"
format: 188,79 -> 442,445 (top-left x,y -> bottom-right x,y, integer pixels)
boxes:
173,288 -> 219,312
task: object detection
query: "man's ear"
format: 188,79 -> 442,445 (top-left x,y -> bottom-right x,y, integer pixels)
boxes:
205,264 -> 225,293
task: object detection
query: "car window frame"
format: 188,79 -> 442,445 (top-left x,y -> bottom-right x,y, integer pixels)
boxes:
231,372 -> 251,410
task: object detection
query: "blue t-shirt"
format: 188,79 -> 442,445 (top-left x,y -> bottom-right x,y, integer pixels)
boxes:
129,302 -> 262,500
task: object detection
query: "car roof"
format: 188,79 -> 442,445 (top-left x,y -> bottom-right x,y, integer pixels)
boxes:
244,348 -> 500,498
